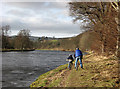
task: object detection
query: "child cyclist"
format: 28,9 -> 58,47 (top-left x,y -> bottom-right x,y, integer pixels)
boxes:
66,54 -> 74,70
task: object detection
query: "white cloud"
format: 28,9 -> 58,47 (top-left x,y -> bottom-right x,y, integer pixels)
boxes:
1,2 -> 82,38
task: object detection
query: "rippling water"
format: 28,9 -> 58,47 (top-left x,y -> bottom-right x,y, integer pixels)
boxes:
2,50 -> 74,87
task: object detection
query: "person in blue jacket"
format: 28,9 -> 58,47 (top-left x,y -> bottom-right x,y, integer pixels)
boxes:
75,48 -> 83,70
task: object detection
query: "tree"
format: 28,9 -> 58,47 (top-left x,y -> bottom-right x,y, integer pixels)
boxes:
111,2 -> 120,58
0,25 -> 11,49
41,36 -> 45,41
15,29 -> 33,50
68,2 -> 117,54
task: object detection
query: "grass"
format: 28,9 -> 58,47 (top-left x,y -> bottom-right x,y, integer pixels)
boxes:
36,48 -> 65,51
51,40 -> 58,42
47,77 -> 62,87
30,53 -> 119,88
36,48 -> 58,50
30,64 -> 68,88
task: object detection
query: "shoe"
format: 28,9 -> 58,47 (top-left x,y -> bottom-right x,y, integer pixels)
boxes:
76,68 -> 78,71
75,67 -> 78,71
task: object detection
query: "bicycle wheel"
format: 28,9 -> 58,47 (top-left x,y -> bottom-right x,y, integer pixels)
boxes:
76,62 -> 79,71
69,63 -> 72,70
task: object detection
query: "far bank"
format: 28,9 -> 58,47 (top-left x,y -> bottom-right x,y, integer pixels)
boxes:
1,49 -> 35,52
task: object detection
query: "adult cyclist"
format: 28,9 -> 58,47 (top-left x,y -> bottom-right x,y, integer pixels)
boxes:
75,48 -> 83,70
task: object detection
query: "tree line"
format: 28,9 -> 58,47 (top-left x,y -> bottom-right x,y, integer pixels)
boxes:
0,25 -> 33,50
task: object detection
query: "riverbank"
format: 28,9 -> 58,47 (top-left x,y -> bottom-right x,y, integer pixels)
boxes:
30,52 -> 119,88
1,48 -> 73,52
1,49 -> 35,52
36,49 -> 74,52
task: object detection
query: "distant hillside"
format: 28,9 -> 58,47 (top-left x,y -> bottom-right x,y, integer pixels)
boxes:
57,30 -> 97,51
33,30 -> 98,52
9,36 -> 59,42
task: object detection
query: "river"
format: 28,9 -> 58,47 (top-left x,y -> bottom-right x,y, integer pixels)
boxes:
2,50 -> 74,87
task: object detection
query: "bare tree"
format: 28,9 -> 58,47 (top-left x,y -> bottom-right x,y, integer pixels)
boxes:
111,2 -> 120,58
68,2 -> 117,54
15,29 -> 33,50
0,25 -> 11,49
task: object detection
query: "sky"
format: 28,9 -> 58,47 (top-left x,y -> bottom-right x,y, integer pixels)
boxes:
1,1 -> 83,38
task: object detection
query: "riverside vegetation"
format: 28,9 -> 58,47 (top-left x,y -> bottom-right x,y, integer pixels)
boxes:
30,52 -> 119,88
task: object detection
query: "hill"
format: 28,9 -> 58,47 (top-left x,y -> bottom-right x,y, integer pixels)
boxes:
33,30 -> 97,51
9,36 -> 59,42
34,29 -> 117,56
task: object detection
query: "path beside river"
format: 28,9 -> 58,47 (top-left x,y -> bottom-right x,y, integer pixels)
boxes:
30,53 -> 119,87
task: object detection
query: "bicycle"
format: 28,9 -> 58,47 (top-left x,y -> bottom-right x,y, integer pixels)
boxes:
75,60 -> 79,71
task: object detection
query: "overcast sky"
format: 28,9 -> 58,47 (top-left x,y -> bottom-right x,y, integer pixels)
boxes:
1,1 -> 82,38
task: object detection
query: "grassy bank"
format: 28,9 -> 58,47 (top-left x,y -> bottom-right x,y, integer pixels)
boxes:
1,48 -> 72,52
30,53 -> 119,88
36,49 -> 63,51
1,49 -> 35,52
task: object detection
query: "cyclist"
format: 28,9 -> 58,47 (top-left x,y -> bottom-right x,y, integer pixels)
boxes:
66,54 -> 74,70
75,48 -> 83,70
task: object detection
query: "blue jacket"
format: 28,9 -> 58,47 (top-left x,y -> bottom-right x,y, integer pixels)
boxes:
75,49 -> 83,57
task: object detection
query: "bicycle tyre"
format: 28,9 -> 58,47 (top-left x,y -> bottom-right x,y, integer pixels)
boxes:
76,62 -> 79,71
69,63 -> 72,70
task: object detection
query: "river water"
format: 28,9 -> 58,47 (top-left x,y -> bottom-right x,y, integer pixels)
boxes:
2,50 -> 74,87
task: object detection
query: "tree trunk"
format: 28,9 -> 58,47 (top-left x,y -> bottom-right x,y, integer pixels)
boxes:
117,5 -> 120,58
115,2 -> 120,58
116,34 -> 120,58
101,42 -> 104,54
111,2 -> 120,58
101,35 -> 106,54
100,24 -> 106,54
